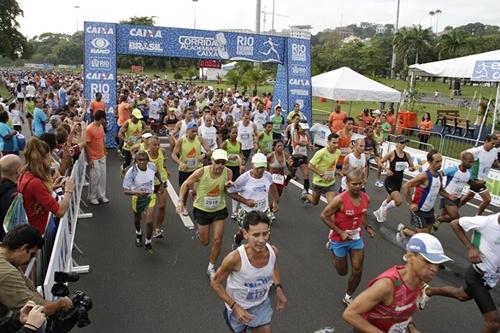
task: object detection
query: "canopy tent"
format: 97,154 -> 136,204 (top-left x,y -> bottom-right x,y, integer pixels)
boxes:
409,49 -> 500,78
409,49 -> 500,135
312,67 -> 402,102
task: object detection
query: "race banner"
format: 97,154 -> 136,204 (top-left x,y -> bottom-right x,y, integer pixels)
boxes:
286,38 -> 312,124
83,22 -> 117,147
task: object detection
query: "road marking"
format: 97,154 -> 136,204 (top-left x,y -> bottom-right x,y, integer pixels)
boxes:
166,180 -> 195,229
289,179 -> 328,204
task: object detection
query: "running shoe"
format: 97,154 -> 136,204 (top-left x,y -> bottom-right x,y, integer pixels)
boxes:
432,218 -> 442,232
396,223 -> 406,244
417,284 -> 430,310
313,327 -> 336,333
99,197 -> 110,204
153,229 -> 164,239
373,208 -> 384,223
231,212 -> 238,220
270,212 -> 276,222
135,234 -> 143,247
300,189 -> 308,202
144,242 -> 154,254
89,198 -> 100,205
207,267 -> 216,281
374,179 -> 384,188
342,294 -> 353,306
182,208 -> 189,216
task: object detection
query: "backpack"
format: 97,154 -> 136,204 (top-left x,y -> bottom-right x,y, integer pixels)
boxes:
3,175 -> 34,233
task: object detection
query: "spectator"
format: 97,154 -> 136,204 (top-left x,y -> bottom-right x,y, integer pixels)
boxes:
0,225 -> 73,317
0,112 -> 19,155
418,112 -> 433,150
385,108 -> 396,131
358,108 -> 374,129
89,92 -> 105,121
18,138 -> 75,234
328,104 -> 347,133
379,114 -> 392,141
0,155 -> 22,240
86,110 -> 108,205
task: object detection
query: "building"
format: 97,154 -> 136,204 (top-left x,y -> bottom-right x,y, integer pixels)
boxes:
375,24 -> 387,34
334,27 -> 354,39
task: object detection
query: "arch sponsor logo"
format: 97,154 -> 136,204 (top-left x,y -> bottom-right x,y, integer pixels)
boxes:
291,43 -> 307,62
85,72 -> 115,80
86,26 -> 114,35
129,28 -> 163,38
178,32 -> 229,59
90,38 -> 111,54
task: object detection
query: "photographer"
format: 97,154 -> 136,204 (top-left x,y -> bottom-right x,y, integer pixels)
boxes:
0,225 -> 73,318
1,301 -> 47,333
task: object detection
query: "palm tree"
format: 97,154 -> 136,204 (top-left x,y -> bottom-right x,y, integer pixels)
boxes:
225,68 -> 243,91
437,29 -> 472,59
395,25 -> 432,65
429,11 -> 435,32
243,68 -> 267,97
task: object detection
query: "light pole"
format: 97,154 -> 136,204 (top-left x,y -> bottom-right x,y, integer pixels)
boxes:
256,0 -> 261,34
193,0 -> 198,29
390,0 -> 400,79
434,9 -> 442,33
74,5 -> 80,32
271,0 -> 275,34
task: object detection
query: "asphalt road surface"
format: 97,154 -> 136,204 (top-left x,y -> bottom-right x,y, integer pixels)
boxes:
72,151 -> 497,333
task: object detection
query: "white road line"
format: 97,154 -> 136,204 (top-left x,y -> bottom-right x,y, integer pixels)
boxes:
166,179 -> 195,230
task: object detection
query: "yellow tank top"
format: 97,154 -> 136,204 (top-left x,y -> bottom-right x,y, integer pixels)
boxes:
179,135 -> 201,172
147,148 -> 169,183
123,120 -> 143,151
193,166 -> 228,212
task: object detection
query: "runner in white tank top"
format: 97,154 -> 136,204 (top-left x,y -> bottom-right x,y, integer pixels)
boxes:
237,111 -> 258,159
341,138 -> 368,191
210,211 -> 287,332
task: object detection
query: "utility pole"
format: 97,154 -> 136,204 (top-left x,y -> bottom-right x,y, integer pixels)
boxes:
256,0 -> 261,34
193,0 -> 198,29
390,0 -> 400,79
271,0 -> 275,34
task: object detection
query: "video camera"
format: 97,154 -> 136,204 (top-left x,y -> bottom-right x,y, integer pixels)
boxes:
46,272 -> 93,333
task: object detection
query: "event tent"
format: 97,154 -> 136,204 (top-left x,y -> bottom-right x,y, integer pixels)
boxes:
409,49 -> 500,78
311,67 -> 401,103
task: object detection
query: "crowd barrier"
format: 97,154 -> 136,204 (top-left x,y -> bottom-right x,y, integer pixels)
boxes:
310,122 -> 500,207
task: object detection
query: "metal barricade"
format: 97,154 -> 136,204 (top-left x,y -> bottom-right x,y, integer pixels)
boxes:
440,134 -> 484,160
312,108 -> 330,124
393,125 -> 443,152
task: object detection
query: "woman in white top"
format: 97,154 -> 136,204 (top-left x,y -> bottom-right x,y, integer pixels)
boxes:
237,110 -> 258,163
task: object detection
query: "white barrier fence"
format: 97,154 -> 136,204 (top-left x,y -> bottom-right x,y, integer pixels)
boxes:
42,153 -> 91,300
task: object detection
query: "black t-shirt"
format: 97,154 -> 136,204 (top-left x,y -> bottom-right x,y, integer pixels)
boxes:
0,178 -> 17,240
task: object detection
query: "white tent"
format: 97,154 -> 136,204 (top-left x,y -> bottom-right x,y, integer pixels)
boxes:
409,49 -> 500,79
312,67 -> 401,102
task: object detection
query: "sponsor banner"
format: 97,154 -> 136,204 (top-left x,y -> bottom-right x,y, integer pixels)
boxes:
286,38 -> 312,124
116,25 -> 285,63
84,21 -> 117,148
272,64 -> 288,117
472,60 -> 500,82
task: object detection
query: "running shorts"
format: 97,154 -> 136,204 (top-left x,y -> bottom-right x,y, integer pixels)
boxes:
469,180 -> 488,194
193,207 -> 228,226
312,183 -> 336,195
384,177 -> 403,194
224,297 -> 272,333
410,209 -> 435,229
464,265 -> 497,314
328,238 -> 364,257
131,193 -> 156,214
291,155 -> 308,168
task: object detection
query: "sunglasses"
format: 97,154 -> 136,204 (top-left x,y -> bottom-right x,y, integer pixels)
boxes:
214,159 -> 226,165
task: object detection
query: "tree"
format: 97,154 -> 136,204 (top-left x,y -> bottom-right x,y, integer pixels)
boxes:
394,25 -> 433,65
243,68 -> 267,96
225,68 -> 243,91
437,29 -> 473,59
119,16 -> 156,26
0,0 -> 31,59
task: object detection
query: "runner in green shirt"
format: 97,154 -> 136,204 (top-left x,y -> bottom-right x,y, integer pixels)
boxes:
258,122 -> 274,155
303,133 -> 341,205
270,105 -> 285,140
380,114 -> 392,140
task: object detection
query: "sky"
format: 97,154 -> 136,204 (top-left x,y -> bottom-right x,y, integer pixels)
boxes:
17,0 -> 500,38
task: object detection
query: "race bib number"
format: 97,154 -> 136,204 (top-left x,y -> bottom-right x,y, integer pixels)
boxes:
340,147 -> 350,156
324,170 -> 336,179
204,196 -> 220,210
297,146 -> 307,155
387,318 -> 412,333
254,198 -> 267,211
185,158 -> 196,169
395,161 -> 408,172
346,228 -> 361,240
273,123 -> 281,130
228,154 -> 239,162
241,133 -> 250,140
272,173 -> 285,185
246,288 -> 268,302
266,142 -> 273,151
482,272 -> 499,288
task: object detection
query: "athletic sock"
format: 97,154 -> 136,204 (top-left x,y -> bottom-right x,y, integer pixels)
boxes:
136,230 -> 142,236
145,238 -> 151,245
231,200 -> 239,214
303,179 -> 310,192
385,201 -> 397,211
208,262 -> 214,270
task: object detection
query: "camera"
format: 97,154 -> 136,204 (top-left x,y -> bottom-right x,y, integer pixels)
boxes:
46,272 -> 93,333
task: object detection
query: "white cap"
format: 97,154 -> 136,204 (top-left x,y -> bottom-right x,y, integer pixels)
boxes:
251,153 -> 267,168
406,233 -> 453,264
373,109 -> 381,115
142,132 -> 153,139
212,149 -> 228,161
235,93 -> 240,98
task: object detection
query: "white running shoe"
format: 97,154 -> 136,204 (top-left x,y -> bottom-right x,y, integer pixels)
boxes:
207,267 -> 216,281
374,180 -> 384,188
373,209 -> 384,223
182,208 -> 189,216
417,284 -> 430,310
89,198 -> 100,205
342,294 -> 354,306
396,223 -> 406,244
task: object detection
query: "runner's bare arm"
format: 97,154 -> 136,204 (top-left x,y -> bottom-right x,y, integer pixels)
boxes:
319,196 -> 345,236
342,155 -> 350,176
117,121 -> 128,141
176,168 -> 204,212
270,245 -> 287,312
406,152 -> 415,171
377,151 -> 393,170
199,137 -> 212,156
343,278 -> 394,333
403,173 -> 427,210
450,219 -> 483,264
171,138 -> 182,165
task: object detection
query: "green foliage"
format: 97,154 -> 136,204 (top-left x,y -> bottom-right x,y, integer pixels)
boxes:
0,0 -> 30,59
243,67 -> 267,96
174,73 -> 183,80
119,16 -> 156,26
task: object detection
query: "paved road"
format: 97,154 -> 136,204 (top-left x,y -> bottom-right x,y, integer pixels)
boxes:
72,151 -> 496,333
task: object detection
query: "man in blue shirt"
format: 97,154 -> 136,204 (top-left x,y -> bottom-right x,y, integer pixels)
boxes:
32,97 -> 48,138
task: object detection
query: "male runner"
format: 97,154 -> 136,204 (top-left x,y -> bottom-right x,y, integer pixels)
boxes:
211,211 -> 287,333
343,233 -> 452,332
303,133 -> 341,205
363,126 -> 383,187
118,109 -> 147,174
373,135 -> 414,223
460,134 -> 499,216
418,213 -> 500,333
320,168 -> 375,306
340,138 -> 369,193
397,150 -> 456,241
176,149 -> 233,280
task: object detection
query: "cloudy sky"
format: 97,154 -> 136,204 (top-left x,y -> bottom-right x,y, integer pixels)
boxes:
17,0 -> 500,38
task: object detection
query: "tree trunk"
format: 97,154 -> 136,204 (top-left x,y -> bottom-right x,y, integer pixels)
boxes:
415,51 -> 419,65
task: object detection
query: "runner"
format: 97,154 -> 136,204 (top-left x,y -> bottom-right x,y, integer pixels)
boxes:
283,114 -> 300,155
171,107 -> 196,140
198,113 -> 218,162
302,133 -> 340,205
433,151 -> 474,232
145,136 -> 169,239
397,150 -> 457,241
340,138 -> 369,193
270,105 -> 285,140
320,168 -> 375,306
460,134 -> 499,216
227,153 -> 279,249
267,140 -> 291,204
222,126 -> 244,220
171,122 -> 212,215
237,110 -> 258,163
336,117 -> 355,172
176,149 -> 233,281
122,150 -> 160,253
418,214 -> 500,333
211,211 -> 287,333
257,122 -> 274,155
363,126 -> 383,187
289,121 -> 312,199
118,109 -> 147,175
163,107 -> 179,151
343,233 -> 452,332
373,135 -> 415,223
252,102 -> 270,132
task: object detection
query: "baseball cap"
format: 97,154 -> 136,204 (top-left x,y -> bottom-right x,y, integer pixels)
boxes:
132,109 -> 143,119
186,122 -> 198,130
251,153 -> 267,168
406,233 -> 452,264
396,135 -> 409,144
236,99 -> 243,106
212,149 -> 228,161
142,132 -> 153,139
373,109 -> 381,115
